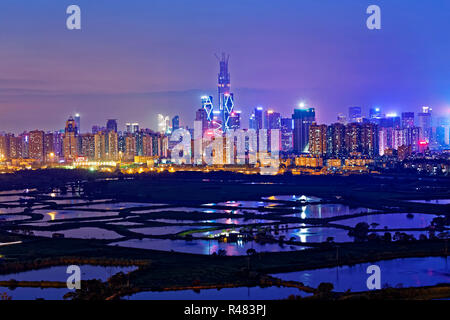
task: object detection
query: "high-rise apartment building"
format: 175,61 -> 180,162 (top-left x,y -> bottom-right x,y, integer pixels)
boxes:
94,131 -> 107,160
9,136 -> 23,159
309,124 -> 327,157
107,131 -> 119,160
29,130 -> 44,161
80,133 -> 95,160
43,133 -> 55,161
345,123 -> 362,154
0,135 -> 8,160
361,123 -> 379,157
327,123 -> 346,158
125,134 -> 136,161
401,112 -> 415,129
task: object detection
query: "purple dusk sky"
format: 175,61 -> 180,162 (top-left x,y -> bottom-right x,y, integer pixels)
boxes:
0,0 -> 450,134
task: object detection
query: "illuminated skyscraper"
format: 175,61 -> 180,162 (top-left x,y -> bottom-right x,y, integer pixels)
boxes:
369,107 -> 385,124
172,115 -> 180,131
211,110 -> 223,136
401,112 -> 415,129
135,131 -> 144,156
229,111 -> 241,130
418,106 -> 432,142
94,131 -> 107,160
142,134 -> 154,156
378,127 -> 393,156
217,53 -> 231,108
201,96 -> 214,122
125,134 -> 136,161
74,114 -> 81,135
281,118 -> 294,152
29,130 -> 44,161
292,106 -> 315,154
157,114 -> 171,134
0,135 -> 8,160
63,117 -> 78,161
43,133 -> 55,162
9,136 -> 23,159
80,133 -> 95,160
404,127 -> 421,152
252,107 -> 264,131
361,123 -> 379,157
249,114 -> 256,130
21,132 -> 29,158
216,53 -> 234,132
309,124 -> 327,157
108,131 -> 119,160
53,132 -> 64,157
221,93 -> 235,132
345,123 -> 362,154
265,110 -> 281,130
392,128 -> 406,150
118,134 -> 126,154
327,123 -> 346,158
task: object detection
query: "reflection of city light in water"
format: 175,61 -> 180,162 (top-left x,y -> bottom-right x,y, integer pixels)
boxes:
293,227 -> 310,243
301,206 -> 307,219
47,212 -> 57,221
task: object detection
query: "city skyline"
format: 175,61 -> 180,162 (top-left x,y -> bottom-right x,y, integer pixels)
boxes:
1,1 -> 450,132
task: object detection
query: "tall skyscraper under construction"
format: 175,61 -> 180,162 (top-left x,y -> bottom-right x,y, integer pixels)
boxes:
216,53 -> 234,132
217,52 -> 231,105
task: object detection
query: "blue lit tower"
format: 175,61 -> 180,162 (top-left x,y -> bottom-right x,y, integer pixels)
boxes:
74,113 -> 81,134
221,93 -> 234,132
201,96 -> 214,122
216,53 -> 234,132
